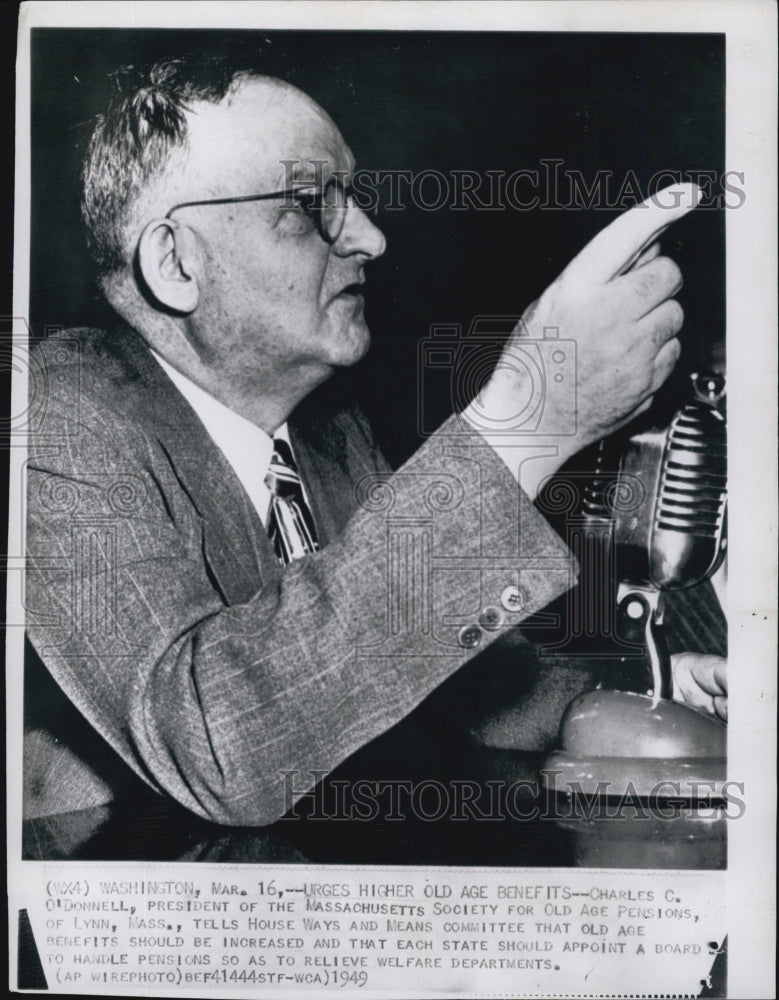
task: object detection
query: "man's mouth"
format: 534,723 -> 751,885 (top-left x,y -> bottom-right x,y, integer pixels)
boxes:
339,282 -> 364,297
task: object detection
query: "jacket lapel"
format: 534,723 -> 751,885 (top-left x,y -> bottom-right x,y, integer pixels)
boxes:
105,326 -> 277,605
290,382 -> 389,546
290,410 -> 351,546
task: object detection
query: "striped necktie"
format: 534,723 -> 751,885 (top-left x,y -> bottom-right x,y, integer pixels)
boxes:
265,438 -> 319,564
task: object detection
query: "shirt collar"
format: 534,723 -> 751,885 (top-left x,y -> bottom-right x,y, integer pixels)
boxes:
150,349 -> 291,519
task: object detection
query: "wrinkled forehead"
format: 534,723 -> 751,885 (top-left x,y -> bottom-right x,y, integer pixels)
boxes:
181,78 -> 354,194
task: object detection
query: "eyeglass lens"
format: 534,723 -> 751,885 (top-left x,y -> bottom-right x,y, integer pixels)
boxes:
318,178 -> 350,243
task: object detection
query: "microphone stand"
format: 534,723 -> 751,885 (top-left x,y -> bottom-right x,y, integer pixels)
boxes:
615,584 -> 671,705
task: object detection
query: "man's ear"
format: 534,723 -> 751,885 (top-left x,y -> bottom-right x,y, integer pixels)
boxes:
136,219 -> 200,314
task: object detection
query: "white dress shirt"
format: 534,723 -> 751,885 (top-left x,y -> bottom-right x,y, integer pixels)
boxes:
151,351 -> 299,525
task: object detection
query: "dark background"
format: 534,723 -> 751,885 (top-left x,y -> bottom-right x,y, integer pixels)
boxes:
29,29 -> 725,466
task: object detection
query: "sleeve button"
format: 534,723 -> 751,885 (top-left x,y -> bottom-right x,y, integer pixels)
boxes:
457,625 -> 483,649
500,585 -> 526,612
478,606 -> 504,631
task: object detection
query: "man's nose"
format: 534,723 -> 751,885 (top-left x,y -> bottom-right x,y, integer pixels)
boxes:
334,203 -> 386,260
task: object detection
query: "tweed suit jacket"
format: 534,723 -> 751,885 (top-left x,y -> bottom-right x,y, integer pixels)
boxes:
24,325 -> 577,824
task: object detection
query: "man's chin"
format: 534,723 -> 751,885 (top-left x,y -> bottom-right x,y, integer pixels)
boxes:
333,322 -> 371,368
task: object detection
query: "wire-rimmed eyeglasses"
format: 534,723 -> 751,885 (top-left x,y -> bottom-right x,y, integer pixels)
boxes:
165,176 -> 354,245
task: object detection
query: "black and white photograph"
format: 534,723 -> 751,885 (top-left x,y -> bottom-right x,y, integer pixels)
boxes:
7,2 -> 776,997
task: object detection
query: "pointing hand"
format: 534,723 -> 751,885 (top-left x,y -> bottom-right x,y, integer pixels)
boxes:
470,184 -> 701,469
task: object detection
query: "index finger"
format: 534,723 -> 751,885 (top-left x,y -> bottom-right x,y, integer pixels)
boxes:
562,183 -> 702,287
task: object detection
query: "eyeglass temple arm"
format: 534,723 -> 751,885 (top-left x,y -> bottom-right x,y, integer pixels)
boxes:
165,189 -> 312,219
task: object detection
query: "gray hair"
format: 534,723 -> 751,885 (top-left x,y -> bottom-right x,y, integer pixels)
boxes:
81,52 -> 271,277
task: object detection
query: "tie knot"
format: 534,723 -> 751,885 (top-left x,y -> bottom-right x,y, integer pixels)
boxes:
271,437 -> 297,472
266,439 -> 301,499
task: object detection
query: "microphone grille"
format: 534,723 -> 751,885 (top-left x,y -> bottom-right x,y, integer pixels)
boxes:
655,404 -> 727,537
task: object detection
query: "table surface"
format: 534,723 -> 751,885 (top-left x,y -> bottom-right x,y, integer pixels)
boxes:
22,742 -> 727,868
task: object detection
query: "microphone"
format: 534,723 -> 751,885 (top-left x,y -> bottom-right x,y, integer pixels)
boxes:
615,397 -> 726,701
541,379 -> 729,809
534,386 -> 727,675
613,400 -> 727,591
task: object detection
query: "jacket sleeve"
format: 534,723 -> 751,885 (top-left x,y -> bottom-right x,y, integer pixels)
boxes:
26,384 -> 577,826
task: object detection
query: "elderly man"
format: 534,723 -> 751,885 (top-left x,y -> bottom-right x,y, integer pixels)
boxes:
24,54 -> 725,826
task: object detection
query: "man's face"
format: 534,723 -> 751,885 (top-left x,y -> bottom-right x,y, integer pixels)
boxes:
169,79 -> 386,392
